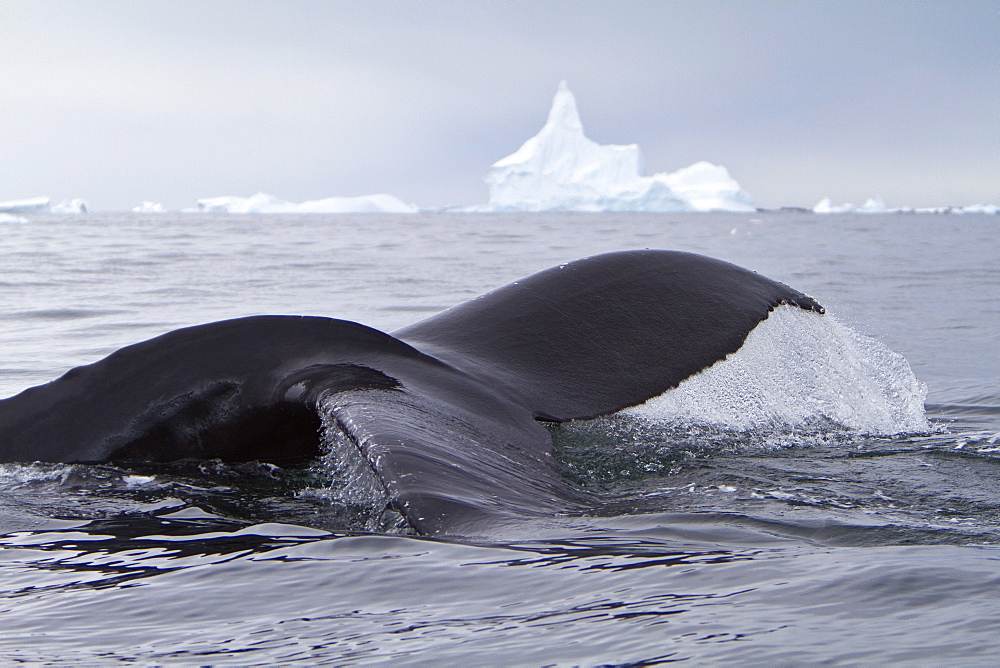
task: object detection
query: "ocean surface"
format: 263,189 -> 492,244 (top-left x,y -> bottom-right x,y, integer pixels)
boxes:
1,211 -> 997,664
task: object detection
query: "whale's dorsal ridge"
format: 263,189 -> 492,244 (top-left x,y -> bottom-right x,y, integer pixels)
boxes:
395,249 -> 823,421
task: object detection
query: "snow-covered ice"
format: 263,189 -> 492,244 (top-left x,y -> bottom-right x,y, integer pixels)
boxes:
0,196 -> 50,213
193,192 -> 417,214
474,82 -> 756,213
657,161 -> 756,213
812,197 -> 853,214
952,203 -> 998,214
813,197 -> 890,214
133,201 -> 167,213
0,213 -> 28,223
292,194 -> 418,214
50,199 -> 89,213
857,197 -> 888,213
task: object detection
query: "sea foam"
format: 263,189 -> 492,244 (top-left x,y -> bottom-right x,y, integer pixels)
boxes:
626,305 -> 929,435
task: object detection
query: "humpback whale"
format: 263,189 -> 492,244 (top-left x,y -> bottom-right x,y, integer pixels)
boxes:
0,250 -> 822,535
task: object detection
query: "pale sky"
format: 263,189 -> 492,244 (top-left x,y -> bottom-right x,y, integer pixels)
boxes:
2,0 -> 997,210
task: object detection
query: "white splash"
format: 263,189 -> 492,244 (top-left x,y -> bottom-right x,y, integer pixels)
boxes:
625,305 -> 929,435
313,397 -> 388,511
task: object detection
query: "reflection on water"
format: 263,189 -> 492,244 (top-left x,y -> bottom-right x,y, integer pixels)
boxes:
3,511 -> 999,664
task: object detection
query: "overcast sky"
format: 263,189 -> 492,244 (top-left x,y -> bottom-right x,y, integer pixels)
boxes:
2,0 -> 997,210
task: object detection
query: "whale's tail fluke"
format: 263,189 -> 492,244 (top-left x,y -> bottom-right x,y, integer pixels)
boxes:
0,250 -> 823,535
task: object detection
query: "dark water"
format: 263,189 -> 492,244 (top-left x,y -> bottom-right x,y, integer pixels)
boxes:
1,212 -> 998,663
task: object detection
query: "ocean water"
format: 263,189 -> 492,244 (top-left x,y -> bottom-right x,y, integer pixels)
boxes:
0,211 -> 998,664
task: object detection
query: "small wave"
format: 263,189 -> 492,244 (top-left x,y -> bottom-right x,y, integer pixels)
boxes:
378,304 -> 450,313
7,308 -> 127,321
295,399 -> 409,533
625,306 -> 929,435
0,462 -> 79,487
550,414 -> 867,488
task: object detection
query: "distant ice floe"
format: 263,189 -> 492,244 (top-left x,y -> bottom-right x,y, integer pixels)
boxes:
471,81 -> 756,213
813,197 -> 891,214
192,192 -> 418,214
954,203 -> 1000,214
50,199 -> 89,213
813,197 -> 997,215
0,196 -> 90,215
0,196 -> 50,214
133,201 -> 166,213
0,213 -> 28,223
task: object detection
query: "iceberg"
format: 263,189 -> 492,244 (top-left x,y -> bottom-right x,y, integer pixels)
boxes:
812,197 -> 854,214
133,201 -> 167,213
196,193 -> 292,214
293,194 -> 418,214
50,199 -> 89,213
857,197 -> 888,213
0,196 -> 50,213
477,82 -> 756,213
194,192 -> 417,214
817,197 -> 898,214
813,197 -> 894,214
